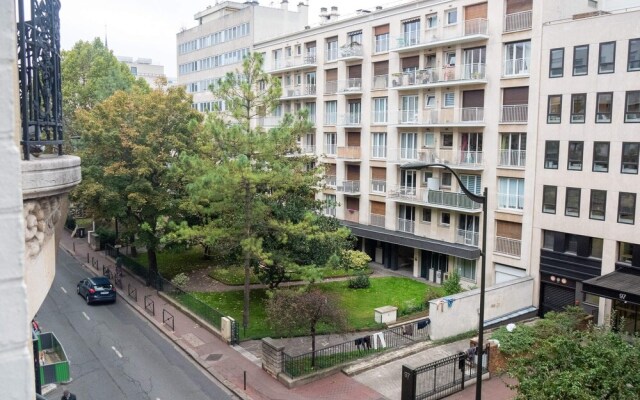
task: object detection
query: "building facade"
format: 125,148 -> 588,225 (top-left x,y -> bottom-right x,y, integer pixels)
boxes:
176,0 -> 309,112
117,56 -> 171,87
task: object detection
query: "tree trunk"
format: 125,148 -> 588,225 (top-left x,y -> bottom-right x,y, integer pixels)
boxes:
310,325 -> 316,367
148,248 -> 158,288
242,179 -> 252,331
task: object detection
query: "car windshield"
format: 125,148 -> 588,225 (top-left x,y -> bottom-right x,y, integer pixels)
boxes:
92,278 -> 112,290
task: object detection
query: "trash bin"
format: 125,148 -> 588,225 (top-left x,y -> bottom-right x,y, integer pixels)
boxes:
77,227 -> 86,238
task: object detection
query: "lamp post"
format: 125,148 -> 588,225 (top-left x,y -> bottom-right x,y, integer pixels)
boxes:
402,163 -> 487,399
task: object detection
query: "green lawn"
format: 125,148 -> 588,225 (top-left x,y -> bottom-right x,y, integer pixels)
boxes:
135,247 -> 213,278
208,266 -> 373,286
188,277 -> 441,339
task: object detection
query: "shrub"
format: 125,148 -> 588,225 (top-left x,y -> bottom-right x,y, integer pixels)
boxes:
96,226 -> 117,247
443,271 -> 462,296
398,298 -> 426,316
348,272 -> 370,289
65,215 -> 76,230
342,250 -> 372,271
170,272 -> 189,289
424,286 -> 441,303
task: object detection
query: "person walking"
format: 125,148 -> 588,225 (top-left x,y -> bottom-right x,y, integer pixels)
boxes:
61,389 -> 77,400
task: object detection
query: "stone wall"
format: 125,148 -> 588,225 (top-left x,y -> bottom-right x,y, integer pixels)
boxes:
261,338 -> 284,378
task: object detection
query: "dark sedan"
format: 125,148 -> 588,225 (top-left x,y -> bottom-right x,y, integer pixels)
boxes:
77,276 -> 116,304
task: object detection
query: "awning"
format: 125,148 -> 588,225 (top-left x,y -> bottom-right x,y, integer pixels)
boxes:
582,270 -> 640,305
341,220 -> 481,260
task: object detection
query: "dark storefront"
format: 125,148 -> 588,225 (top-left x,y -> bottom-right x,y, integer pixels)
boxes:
583,270 -> 640,335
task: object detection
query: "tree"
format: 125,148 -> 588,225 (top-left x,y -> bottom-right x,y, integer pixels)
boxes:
72,85 -> 204,286
492,307 -> 640,399
266,288 -> 347,367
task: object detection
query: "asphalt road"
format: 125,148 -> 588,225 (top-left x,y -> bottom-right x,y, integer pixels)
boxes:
37,248 -> 235,400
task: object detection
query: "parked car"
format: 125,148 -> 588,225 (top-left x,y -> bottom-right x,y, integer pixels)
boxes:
77,276 -> 116,304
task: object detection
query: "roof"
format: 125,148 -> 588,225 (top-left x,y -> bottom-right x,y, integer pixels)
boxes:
582,270 -> 640,305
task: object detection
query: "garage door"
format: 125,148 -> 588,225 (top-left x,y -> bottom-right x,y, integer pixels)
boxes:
495,264 -> 526,284
540,282 -> 575,316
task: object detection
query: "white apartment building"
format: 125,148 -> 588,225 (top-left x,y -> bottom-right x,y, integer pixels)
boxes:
252,0 -> 639,311
532,7 -> 640,329
117,56 -> 169,87
176,0 -> 309,112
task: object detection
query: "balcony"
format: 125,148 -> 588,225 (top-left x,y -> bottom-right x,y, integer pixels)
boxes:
391,64 -> 486,90
497,193 -> 524,212
388,186 -> 481,212
503,58 -> 530,77
456,229 -> 479,247
393,18 -> 489,53
498,150 -> 526,168
371,145 -> 387,159
504,10 -> 532,33
371,110 -> 389,125
370,179 -> 387,194
281,84 -> 316,99
500,105 -> 528,123
324,207 -> 337,217
323,113 -> 337,126
340,113 -> 362,126
269,54 -> 317,73
388,147 -> 419,163
337,146 -> 361,160
370,213 -> 386,228
338,43 -> 364,61
323,144 -> 337,156
397,218 -> 415,234
325,48 -> 338,63
302,144 -> 316,154
494,236 -> 522,257
397,107 -> 485,127
372,74 -> 389,90
345,209 -> 360,223
337,78 -> 363,94
418,149 -> 484,169
324,80 -> 338,95
337,180 -> 360,194
324,175 -> 336,188
258,116 -> 283,127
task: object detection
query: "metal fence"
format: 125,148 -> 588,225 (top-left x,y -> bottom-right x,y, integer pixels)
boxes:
160,277 -> 226,331
282,319 -> 430,378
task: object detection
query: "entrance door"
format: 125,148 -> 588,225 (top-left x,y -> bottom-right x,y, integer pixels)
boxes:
540,282 -> 575,316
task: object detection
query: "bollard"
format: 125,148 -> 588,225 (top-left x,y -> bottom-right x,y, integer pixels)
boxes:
73,242 -> 76,253
87,253 -> 90,263
244,371 -> 247,390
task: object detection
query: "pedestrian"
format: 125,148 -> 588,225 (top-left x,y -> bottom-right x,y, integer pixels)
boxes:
61,389 -> 77,400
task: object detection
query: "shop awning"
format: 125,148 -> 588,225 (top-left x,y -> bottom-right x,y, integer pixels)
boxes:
582,271 -> 640,305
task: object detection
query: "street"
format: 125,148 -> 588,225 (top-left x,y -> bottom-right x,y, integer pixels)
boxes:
38,248 -> 235,400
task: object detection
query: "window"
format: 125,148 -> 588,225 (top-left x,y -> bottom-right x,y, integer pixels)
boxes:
422,208 -> 432,223
401,95 -> 419,123
565,188 -> 581,217
326,38 -> 338,61
573,45 -> 589,75
499,132 -> 527,167
456,258 -> 476,282
543,231 -> 555,250
441,133 -> 453,147
567,141 -> 584,171
441,172 -> 452,187
618,192 -> 636,224
598,41 -> 616,74
426,13 -> 437,29
424,132 -> 435,148
400,132 -> 418,159
371,132 -> 387,158
130,66 -> 137,75
589,189 -> 607,220
444,51 -> 456,66
374,25 -> 390,53
402,19 -> 421,46
625,91 -> 640,122
570,93 -> 586,123
443,92 -> 455,108
285,46 -> 292,58
324,132 -> 337,155
593,142 -> 610,172
460,174 -> 482,195
547,95 -> 562,123
445,9 -> 458,25
440,212 -> 451,225
504,41 -> 531,76
622,143 -> 640,174
295,44 -> 302,55
347,30 -> 362,45
424,95 -> 436,108
591,238 -> 604,259
544,141 -> 559,169
595,92 -> 613,123
423,171 -> 433,183
543,186 -> 557,214
372,97 -> 388,123
629,38 -> 640,71
618,242 -> 634,264
324,101 -> 337,125
498,177 -> 525,210
324,194 -> 336,216
549,48 -> 564,77
564,234 -> 578,254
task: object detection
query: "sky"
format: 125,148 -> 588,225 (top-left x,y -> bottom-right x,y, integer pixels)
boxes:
58,0 -> 404,78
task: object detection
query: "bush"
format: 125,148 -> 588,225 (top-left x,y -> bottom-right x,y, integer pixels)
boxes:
424,286 -> 441,303
96,226 -> 117,247
170,272 -> 189,289
398,298 -> 427,316
65,215 -> 76,230
443,271 -> 462,296
348,272 -> 370,289
342,250 -> 371,271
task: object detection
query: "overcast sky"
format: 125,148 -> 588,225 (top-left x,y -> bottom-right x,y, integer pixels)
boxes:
58,0 -> 404,78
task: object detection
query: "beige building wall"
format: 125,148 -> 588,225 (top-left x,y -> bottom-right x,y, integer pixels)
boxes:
118,56 -> 167,87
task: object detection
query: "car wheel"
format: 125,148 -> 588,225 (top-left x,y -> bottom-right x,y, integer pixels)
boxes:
85,294 -> 91,305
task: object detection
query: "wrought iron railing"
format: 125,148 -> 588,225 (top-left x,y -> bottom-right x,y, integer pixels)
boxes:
17,0 -> 64,160
494,236 -> 522,257
504,10 -> 532,33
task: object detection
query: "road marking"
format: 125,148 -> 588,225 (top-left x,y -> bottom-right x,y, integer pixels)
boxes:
111,346 -> 123,358
60,287 -> 67,294
82,312 -> 90,321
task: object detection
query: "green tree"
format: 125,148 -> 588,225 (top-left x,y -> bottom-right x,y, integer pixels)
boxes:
72,85 -> 203,286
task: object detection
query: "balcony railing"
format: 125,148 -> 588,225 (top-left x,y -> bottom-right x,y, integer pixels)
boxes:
371,145 -> 387,159
324,207 -> 336,217
338,180 -> 360,194
495,236 -> 522,257
325,48 -> 338,62
259,116 -> 283,127
371,180 -> 387,194
388,185 -> 418,200
303,144 -> 316,154
504,10 -> 532,33
456,229 -> 479,247
500,105 -> 528,123
324,144 -> 337,156
498,150 -> 526,168
345,209 -> 360,223
270,54 -> 317,72
418,149 -> 484,167
392,64 -> 486,88
337,146 -> 361,159
372,74 -> 389,90
282,84 -> 316,98
388,147 -> 419,161
339,43 -> 363,59
340,113 -> 362,126
324,175 -> 336,187
338,78 -> 362,93
324,80 -> 338,94
503,58 -> 530,76
398,107 -> 485,125
497,193 -> 524,211
422,189 -> 482,210
394,18 -> 489,50
370,213 -> 386,228
323,113 -> 337,125
372,110 -> 388,124
397,218 -> 415,233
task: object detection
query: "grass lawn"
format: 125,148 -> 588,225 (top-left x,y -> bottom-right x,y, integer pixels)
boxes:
135,247 -> 214,279
189,277 -> 441,339
208,266 -> 373,286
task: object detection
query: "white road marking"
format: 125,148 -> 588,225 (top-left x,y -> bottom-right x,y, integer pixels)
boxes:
111,346 -> 123,358
60,287 -> 67,294
82,312 -> 90,321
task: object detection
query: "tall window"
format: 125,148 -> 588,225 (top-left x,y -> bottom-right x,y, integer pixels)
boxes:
504,41 -> 531,76
598,41 -> 616,74
400,132 -> 418,159
460,174 -> 482,195
456,258 -> 476,282
371,132 -> 387,158
549,48 -> 564,77
544,141 -> 559,169
499,133 -> 527,167
629,38 -> 640,71
443,92 -> 455,108
570,93 -> 586,123
573,45 -> 589,76
622,142 -> 640,174
618,193 -> 636,224
324,194 -> 336,216
446,9 -> 458,25
589,190 -> 607,221
401,95 -> 419,122
324,132 -> 337,155
324,101 -> 337,125
347,30 -> 362,45
593,142 -> 610,172
402,19 -> 421,46
372,97 -> 388,123
326,38 -> 338,61
498,177 -> 525,210
567,141 -> 584,171
565,188 -> 581,217
543,186 -> 557,214
625,91 -> 640,122
374,25 -> 389,53
596,92 -> 613,123
426,13 -> 437,29
547,95 -> 562,123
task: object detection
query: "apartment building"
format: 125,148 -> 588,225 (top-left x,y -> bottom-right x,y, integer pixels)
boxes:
531,7 -> 640,328
117,56 -> 171,87
254,0 -> 596,293
176,0 -> 309,111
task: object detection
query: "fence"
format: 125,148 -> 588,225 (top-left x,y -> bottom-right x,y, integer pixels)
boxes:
281,319 -> 430,378
401,345 -> 490,400
160,277 -> 226,331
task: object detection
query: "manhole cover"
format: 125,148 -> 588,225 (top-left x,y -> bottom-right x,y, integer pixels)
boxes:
205,354 -> 222,361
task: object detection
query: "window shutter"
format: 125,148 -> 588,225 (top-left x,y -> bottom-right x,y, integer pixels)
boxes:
464,3 -> 487,20
402,56 -> 420,69
496,221 -> 522,239
371,167 -> 386,180
349,64 -> 362,79
346,197 -> 360,210
506,0 -> 532,14
462,90 -> 485,108
373,61 -> 389,75
370,201 -> 386,215
374,25 -> 390,35
325,68 -> 338,81
503,87 -> 529,105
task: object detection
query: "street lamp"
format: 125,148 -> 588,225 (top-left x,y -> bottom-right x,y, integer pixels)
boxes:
401,162 -> 487,400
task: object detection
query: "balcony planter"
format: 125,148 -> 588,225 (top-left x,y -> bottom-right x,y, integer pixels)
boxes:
35,332 -> 71,385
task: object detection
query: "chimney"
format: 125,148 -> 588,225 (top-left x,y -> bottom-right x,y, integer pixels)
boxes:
319,7 -> 328,24
376,6 -> 382,11
281,0 -> 288,11
330,6 -> 339,20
